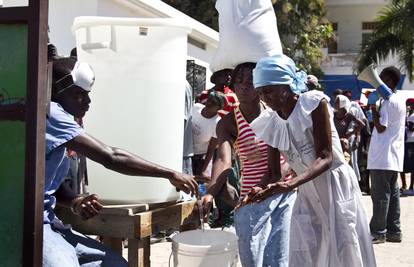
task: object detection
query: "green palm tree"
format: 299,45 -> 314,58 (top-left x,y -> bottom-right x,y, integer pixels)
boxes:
356,0 -> 414,81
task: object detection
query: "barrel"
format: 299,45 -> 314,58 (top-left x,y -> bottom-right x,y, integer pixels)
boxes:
72,16 -> 190,204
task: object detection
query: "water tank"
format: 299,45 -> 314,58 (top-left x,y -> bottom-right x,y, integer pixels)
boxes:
72,16 -> 190,204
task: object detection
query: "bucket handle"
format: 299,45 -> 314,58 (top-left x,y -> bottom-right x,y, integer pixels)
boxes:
81,41 -> 111,50
168,250 -> 173,267
81,25 -> 117,51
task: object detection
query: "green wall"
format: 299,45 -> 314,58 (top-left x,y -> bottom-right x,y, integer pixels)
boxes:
0,24 -> 28,267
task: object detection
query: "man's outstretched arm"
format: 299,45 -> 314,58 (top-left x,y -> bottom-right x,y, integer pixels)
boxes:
66,132 -> 198,195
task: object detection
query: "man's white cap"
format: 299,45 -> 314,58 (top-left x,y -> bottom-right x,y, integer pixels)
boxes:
55,61 -> 95,94
71,61 -> 95,92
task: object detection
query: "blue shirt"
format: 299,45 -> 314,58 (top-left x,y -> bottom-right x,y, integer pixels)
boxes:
44,102 -> 83,224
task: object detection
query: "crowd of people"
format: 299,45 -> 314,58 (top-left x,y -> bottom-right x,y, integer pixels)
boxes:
42,21 -> 414,267
44,40 -> 414,267
183,57 -> 411,266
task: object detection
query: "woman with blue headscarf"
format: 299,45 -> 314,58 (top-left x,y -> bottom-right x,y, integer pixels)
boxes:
244,55 -> 376,266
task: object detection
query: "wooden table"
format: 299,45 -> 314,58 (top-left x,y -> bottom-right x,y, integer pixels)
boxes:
56,200 -> 199,267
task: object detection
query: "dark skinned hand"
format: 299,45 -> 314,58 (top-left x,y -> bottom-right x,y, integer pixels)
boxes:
200,194 -> 214,222
249,181 -> 292,203
236,185 -> 263,209
170,172 -> 199,197
72,194 -> 103,220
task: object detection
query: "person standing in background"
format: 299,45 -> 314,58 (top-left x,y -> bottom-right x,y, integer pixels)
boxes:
182,80 -> 194,176
345,91 -> 369,182
333,95 -> 366,167
197,68 -> 239,117
401,99 -> 414,192
191,91 -> 225,182
367,66 -> 406,243
180,80 -> 195,201
198,69 -> 241,226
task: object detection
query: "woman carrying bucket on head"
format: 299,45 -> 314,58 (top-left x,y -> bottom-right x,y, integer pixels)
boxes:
246,55 -> 376,267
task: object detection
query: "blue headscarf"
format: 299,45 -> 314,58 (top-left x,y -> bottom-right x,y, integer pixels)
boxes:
253,55 -> 308,94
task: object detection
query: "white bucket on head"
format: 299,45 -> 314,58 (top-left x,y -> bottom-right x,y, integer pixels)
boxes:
172,230 -> 239,267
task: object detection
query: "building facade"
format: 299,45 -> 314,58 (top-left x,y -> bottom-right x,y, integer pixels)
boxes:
323,0 -> 413,97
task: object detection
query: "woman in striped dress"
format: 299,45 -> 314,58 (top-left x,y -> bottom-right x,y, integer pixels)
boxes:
202,62 -> 296,267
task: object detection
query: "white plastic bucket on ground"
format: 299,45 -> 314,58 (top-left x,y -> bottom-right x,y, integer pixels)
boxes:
172,230 -> 239,267
72,17 -> 190,204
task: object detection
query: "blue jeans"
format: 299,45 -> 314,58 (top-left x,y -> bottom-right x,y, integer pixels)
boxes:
43,224 -> 127,267
234,191 -> 296,267
370,170 -> 401,237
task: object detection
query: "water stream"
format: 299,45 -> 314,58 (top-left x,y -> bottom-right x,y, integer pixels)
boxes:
197,196 -> 205,231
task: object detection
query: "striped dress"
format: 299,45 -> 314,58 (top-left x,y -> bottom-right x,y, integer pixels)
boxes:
233,107 -> 291,197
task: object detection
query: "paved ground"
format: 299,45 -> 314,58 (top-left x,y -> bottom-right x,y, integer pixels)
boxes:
124,189 -> 414,267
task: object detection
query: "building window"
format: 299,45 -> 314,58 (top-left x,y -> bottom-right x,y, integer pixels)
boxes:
328,22 -> 338,54
186,60 -> 206,98
362,22 -> 377,30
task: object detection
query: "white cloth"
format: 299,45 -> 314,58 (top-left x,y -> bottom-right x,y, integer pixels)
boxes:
350,101 -> 367,120
210,0 -> 282,72
248,107 -> 290,151
406,129 -> 414,143
367,94 -> 406,172
183,81 -> 194,157
408,114 -> 414,123
337,95 -> 351,112
251,90 -> 376,267
349,101 -> 366,181
191,103 -> 220,155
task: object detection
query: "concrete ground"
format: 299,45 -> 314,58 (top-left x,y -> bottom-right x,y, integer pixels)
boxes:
124,189 -> 414,267
363,191 -> 414,267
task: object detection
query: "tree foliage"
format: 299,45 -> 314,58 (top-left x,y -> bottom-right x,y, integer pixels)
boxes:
356,0 -> 414,81
162,0 -> 219,31
273,0 -> 332,77
162,0 -> 332,77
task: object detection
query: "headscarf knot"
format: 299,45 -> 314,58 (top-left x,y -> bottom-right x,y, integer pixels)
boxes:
253,55 -> 308,94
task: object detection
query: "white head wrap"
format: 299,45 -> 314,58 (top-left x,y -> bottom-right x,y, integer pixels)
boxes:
336,95 -> 351,112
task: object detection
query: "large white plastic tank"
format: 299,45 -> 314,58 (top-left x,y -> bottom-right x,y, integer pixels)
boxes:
72,17 -> 190,204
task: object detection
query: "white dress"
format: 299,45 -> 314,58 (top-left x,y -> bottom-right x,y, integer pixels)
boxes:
251,90 -> 376,267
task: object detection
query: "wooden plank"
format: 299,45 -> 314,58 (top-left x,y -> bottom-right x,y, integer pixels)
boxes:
23,0 -> 49,266
101,204 -> 149,216
128,238 -> 150,267
128,239 -> 139,267
57,201 -> 199,236
0,7 -> 31,23
98,201 -> 178,216
135,201 -> 198,238
136,237 -> 150,267
57,200 -> 199,239
56,207 -> 136,238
